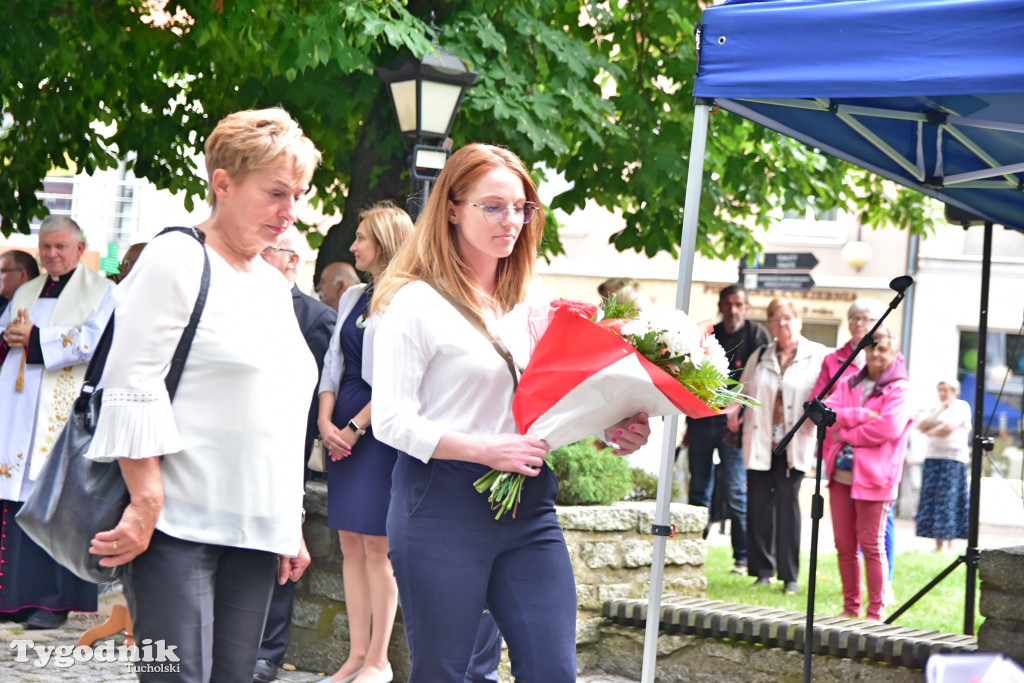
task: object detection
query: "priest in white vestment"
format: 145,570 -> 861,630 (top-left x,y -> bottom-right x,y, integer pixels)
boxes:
0,216 -> 113,629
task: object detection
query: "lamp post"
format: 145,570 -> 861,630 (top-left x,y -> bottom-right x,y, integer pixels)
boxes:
376,15 -> 479,219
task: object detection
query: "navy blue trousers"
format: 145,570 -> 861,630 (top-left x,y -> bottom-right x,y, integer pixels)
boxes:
388,457 -> 576,683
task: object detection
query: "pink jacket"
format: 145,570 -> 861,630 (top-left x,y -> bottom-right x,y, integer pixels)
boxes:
822,357 -> 912,501
811,341 -> 859,399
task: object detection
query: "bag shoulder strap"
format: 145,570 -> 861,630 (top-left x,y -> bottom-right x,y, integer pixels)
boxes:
426,283 -> 518,391
80,226 -> 209,402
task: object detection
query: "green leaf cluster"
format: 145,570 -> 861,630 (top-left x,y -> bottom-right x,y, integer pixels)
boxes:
0,0 -> 934,270
545,439 -> 634,506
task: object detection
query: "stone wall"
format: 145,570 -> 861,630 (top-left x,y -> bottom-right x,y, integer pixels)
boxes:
288,483 -> 707,680
561,502 -> 709,672
978,546 -> 1024,666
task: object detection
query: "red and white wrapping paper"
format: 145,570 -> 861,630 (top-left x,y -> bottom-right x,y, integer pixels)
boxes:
513,307 -> 726,450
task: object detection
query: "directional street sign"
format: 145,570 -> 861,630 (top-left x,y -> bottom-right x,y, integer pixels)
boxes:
748,252 -> 819,271
743,272 -> 815,291
741,252 -> 818,291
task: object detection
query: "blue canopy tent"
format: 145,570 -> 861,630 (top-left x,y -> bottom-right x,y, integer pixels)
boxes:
641,1 -> 1024,680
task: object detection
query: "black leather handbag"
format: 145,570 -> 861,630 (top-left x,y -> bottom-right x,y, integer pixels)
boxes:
16,226 -> 210,583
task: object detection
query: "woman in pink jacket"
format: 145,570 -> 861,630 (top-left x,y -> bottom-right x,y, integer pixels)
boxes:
823,328 -> 911,620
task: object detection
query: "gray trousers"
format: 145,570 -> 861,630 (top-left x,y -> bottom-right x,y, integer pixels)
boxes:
123,530 -> 278,682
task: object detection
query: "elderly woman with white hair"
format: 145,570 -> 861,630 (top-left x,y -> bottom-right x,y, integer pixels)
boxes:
811,298 -> 888,398
915,378 -> 972,551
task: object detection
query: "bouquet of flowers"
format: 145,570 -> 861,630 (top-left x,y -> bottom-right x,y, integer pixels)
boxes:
474,297 -> 759,519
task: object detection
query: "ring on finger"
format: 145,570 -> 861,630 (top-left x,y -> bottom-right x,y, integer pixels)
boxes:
113,540 -> 118,551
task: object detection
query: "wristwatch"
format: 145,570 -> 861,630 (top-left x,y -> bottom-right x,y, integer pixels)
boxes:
347,419 -> 367,436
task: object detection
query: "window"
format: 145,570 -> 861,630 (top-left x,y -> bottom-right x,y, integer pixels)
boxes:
957,330 -> 1024,435
30,177 -> 76,232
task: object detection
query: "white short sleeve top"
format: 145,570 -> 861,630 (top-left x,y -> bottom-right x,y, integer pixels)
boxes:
86,230 -> 317,556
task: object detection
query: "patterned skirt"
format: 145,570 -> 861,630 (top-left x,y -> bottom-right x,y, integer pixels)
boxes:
915,458 -> 969,541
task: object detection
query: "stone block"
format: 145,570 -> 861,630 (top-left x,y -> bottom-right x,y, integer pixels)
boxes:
598,583 -> 639,605
664,576 -> 707,598
979,546 -> 1024,591
303,481 -> 329,517
979,587 -> 1024,621
580,541 -> 622,569
621,539 -> 655,568
304,521 -> 338,560
978,618 -> 1024,667
308,569 -> 345,602
577,583 -> 600,611
291,599 -> 322,630
558,505 -> 637,531
576,616 -> 603,644
632,502 -> 707,535
665,538 -> 707,566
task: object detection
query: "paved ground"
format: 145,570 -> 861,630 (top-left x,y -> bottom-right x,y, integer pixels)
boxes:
4,477 -> 1019,682
0,589 -> 632,682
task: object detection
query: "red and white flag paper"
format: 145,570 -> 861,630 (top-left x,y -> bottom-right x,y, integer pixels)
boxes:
513,307 -> 725,450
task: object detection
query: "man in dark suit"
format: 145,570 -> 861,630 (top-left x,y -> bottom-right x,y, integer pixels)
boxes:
256,228 -> 337,683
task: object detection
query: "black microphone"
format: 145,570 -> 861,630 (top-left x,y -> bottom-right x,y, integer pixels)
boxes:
889,275 -> 914,293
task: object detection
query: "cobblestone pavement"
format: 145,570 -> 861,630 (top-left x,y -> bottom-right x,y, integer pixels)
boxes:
1,590 -> 634,682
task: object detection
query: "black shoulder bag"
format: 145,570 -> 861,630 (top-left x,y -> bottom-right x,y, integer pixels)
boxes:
16,226 -> 210,583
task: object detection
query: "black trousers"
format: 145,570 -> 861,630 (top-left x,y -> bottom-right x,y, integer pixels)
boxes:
257,578 -> 295,665
124,530 -> 278,683
746,450 -> 804,583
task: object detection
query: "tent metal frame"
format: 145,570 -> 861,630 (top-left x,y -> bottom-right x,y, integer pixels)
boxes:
642,102 -> 1006,682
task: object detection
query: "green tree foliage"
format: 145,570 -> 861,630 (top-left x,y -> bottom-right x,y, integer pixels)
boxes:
0,0 -> 931,273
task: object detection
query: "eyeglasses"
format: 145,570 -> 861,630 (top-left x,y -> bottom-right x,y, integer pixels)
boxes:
262,245 -> 295,254
769,315 -> 797,324
0,268 -> 25,274
462,201 -> 539,225
848,315 -> 877,325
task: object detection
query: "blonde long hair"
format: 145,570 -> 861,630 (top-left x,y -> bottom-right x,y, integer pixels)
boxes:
357,201 -> 414,278
372,144 -> 543,324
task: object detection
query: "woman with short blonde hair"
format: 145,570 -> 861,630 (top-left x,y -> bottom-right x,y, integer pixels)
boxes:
88,107 -> 321,682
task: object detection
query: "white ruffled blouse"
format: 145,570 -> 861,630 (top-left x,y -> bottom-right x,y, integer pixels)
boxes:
86,230 -> 317,556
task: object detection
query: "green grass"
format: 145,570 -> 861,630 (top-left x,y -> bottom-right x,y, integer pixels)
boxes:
704,545 -> 981,634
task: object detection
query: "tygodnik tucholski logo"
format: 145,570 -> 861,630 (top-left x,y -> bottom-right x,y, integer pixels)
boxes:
10,637 -> 180,672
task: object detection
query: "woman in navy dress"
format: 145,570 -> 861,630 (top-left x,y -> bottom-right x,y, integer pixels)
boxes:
317,202 -> 413,683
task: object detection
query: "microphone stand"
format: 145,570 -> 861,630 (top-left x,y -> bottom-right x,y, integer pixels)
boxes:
771,275 -> 913,683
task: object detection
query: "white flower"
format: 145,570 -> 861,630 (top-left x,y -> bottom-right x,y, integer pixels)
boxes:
621,318 -> 653,337
642,307 -> 702,359
700,333 -> 731,377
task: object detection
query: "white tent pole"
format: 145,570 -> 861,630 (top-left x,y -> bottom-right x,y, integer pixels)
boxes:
640,101 -> 711,683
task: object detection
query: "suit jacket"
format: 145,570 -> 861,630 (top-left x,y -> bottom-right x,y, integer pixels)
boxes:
291,284 -> 337,460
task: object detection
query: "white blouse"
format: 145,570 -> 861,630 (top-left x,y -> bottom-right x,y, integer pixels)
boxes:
86,230 -> 317,556
371,281 -> 534,462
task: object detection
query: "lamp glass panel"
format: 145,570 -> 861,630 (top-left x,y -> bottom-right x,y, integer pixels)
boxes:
419,81 -> 463,137
389,80 -> 418,133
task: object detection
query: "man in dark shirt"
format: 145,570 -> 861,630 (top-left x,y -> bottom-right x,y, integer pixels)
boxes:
686,283 -> 770,574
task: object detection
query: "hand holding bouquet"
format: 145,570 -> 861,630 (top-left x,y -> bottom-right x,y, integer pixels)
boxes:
474,297 -> 758,519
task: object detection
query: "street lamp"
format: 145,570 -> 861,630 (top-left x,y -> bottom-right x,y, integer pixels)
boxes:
376,16 -> 479,219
